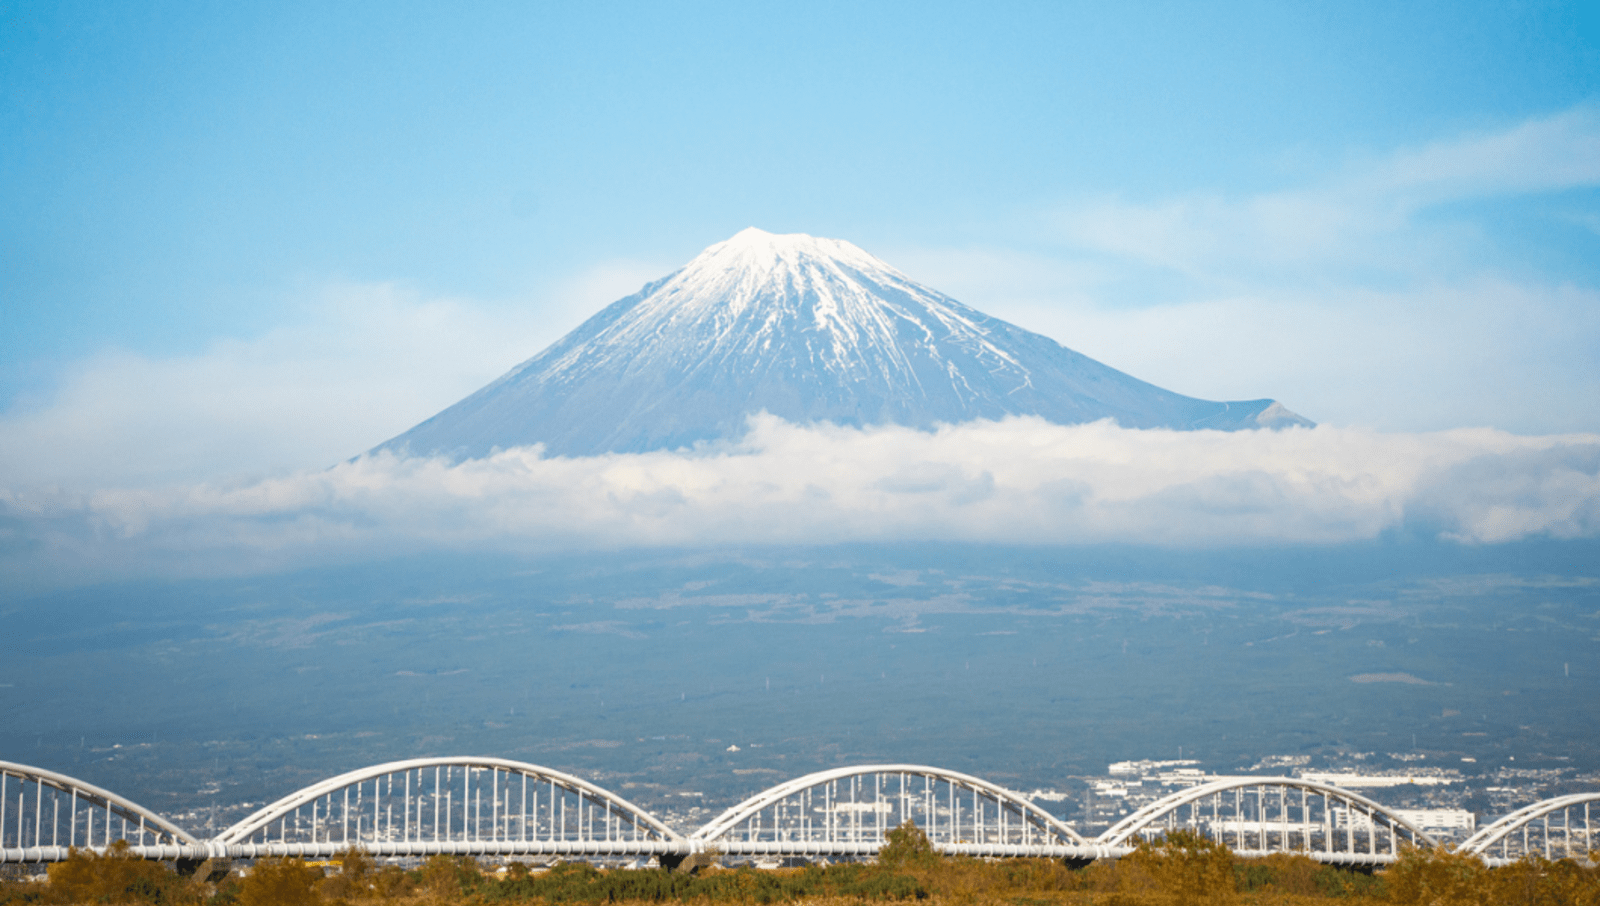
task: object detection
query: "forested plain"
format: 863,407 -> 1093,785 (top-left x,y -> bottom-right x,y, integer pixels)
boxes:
6,541 -> 1598,832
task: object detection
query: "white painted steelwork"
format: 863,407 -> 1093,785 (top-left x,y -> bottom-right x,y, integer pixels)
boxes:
214,757 -> 682,850
3,758 -> 1596,869
1096,777 -> 1437,857
0,761 -> 201,855
693,764 -> 1087,848
1459,792 -> 1599,862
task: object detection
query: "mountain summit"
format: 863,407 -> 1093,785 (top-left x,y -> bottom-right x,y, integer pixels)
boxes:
375,228 -> 1311,459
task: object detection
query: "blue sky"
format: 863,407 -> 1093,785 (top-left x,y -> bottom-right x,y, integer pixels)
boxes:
2,1 -> 1599,499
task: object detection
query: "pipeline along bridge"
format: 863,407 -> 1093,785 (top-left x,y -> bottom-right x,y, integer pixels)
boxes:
2,758 -> 1594,869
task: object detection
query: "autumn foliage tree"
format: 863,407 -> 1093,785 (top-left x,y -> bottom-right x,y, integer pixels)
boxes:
1109,830 -> 1238,906
236,857 -> 322,906
45,841 -> 195,905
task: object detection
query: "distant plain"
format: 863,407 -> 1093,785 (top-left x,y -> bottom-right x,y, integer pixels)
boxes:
5,539 -> 1595,833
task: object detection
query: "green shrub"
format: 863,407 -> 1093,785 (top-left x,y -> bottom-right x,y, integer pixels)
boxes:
879,822 -> 937,871
1482,854 -> 1600,906
412,855 -> 481,903
1232,853 -> 1384,899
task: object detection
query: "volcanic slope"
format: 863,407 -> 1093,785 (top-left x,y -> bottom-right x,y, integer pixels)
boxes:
375,228 -> 1311,459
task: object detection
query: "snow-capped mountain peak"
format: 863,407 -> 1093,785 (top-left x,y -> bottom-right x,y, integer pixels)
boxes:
693,227 -> 897,280
374,229 -> 1310,460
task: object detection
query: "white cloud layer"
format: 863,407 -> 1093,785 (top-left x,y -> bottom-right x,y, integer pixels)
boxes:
4,416 -> 1597,587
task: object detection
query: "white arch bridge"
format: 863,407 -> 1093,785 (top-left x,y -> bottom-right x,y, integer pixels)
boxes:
2,759 -> 1594,869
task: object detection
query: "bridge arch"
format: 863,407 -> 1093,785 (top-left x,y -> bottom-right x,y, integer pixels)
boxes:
216,757 -> 683,854
692,764 -> 1087,855
1097,777 -> 1436,858
0,760 -> 201,854
1459,792 -> 1599,861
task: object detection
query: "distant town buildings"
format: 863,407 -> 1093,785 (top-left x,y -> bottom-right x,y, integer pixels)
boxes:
1021,751 -> 1587,847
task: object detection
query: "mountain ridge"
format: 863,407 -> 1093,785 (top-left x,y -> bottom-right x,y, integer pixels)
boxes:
375,228 -> 1311,459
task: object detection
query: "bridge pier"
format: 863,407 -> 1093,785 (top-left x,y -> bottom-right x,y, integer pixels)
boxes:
659,850 -> 717,873
174,857 -> 232,881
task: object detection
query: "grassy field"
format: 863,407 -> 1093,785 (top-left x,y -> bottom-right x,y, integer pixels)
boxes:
4,826 -> 1598,906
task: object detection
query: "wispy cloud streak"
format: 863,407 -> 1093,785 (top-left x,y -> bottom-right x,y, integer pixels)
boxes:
900,107 -> 1600,433
1057,106 -> 1600,281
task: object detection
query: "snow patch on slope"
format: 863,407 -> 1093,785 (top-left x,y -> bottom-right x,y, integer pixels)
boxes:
537,227 -> 1026,395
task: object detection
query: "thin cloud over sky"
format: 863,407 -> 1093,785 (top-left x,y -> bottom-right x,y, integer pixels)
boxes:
1056,106 -> 1600,279
899,107 -> 1600,434
5,415 -> 1597,588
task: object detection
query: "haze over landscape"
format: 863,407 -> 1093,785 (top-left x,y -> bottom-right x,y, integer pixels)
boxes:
2,0 -> 1598,844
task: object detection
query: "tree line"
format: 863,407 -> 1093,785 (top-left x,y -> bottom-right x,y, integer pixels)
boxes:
2,822 -> 1597,905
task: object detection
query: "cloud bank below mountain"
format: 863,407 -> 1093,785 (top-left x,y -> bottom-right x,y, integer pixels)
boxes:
4,415 -> 1596,589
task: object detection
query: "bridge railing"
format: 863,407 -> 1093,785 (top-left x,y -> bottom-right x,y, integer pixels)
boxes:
212,757 -> 682,857
0,760 -> 199,859
1096,777 -> 1436,861
692,765 -> 1086,854
1460,792 -> 1599,863
3,758 -> 1595,868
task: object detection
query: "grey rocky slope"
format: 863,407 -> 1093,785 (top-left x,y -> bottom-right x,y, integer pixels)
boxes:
375,228 -> 1311,459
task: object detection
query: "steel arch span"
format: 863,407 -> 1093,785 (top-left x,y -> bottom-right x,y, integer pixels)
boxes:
1,761 -> 201,863
7,756 -> 1596,869
1097,777 -> 1437,865
691,764 -> 1092,859
1460,792 -> 1600,863
214,757 -> 684,860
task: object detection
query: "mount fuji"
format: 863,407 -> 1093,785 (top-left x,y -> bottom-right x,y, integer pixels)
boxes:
375,228 -> 1311,459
